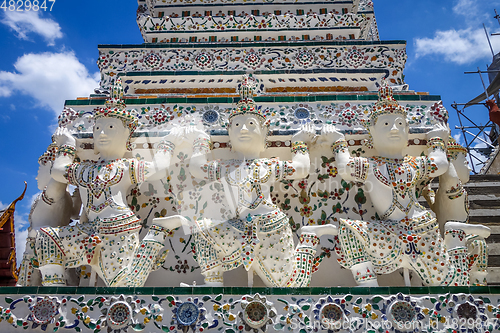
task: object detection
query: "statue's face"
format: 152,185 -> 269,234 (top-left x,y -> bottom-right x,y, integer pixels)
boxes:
453,153 -> 471,183
93,117 -> 129,157
228,115 -> 266,157
36,163 -> 51,191
370,113 -> 408,156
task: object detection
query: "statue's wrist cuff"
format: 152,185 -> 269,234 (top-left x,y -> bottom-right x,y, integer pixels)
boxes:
58,144 -> 76,157
156,140 -> 176,154
331,139 -> 348,154
426,137 -> 446,152
193,137 -> 212,152
291,141 -> 308,154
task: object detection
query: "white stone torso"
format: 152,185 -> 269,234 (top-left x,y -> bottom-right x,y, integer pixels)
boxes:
364,157 -> 429,222
72,159 -> 136,220
222,158 -> 278,217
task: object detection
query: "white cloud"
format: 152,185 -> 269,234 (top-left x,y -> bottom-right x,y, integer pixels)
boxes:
0,52 -> 100,115
414,28 -> 500,65
0,86 -> 11,97
414,0 -> 500,65
453,0 -> 478,17
0,201 -> 6,210
1,10 -> 62,45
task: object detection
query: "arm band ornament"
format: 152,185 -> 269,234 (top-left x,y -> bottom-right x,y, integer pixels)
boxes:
426,137 -> 446,152
291,141 -> 308,155
348,157 -> 369,183
58,145 -> 76,157
207,160 -> 221,181
193,137 -> 212,153
446,182 -> 465,200
41,188 -> 55,206
331,139 -> 348,154
156,140 -> 176,154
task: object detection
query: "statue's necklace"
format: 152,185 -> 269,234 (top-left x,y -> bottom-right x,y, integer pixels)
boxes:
225,159 -> 272,210
372,156 -> 414,199
83,159 -> 124,199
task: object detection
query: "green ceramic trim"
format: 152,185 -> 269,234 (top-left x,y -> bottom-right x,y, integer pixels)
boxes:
120,68 -> 388,77
0,286 -> 494,295
98,39 -> 407,49
65,94 -> 441,106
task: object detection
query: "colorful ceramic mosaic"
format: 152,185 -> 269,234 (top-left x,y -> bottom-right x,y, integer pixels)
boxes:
97,44 -> 406,88
2,289 -> 500,332
138,13 -> 370,33
59,100 -> 445,134
327,84 -> 489,287
17,0 -> 491,296
28,81 -> 188,288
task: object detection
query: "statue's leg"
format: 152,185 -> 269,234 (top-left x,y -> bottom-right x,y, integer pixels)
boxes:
119,226 -> 170,287
35,228 -> 67,286
286,233 -> 321,287
338,227 -> 379,287
299,224 -> 338,237
440,228 -> 469,286
445,221 -> 490,239
192,232 -> 224,287
151,215 -> 187,231
39,264 -> 66,286
467,237 -> 488,286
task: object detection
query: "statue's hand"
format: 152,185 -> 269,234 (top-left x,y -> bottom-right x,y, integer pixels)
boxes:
317,124 -> 344,147
164,126 -> 184,146
291,123 -> 316,145
53,127 -> 76,147
426,122 -> 450,142
184,125 -> 209,143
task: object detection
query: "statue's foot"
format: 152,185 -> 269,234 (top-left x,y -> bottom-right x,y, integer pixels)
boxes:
355,279 -> 379,287
152,215 -> 188,231
350,262 -> 379,287
299,224 -> 338,237
470,271 -> 488,286
180,281 -> 223,287
445,222 -> 491,238
40,265 -> 67,286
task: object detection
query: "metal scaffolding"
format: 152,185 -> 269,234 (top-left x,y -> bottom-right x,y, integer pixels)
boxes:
451,10 -> 500,174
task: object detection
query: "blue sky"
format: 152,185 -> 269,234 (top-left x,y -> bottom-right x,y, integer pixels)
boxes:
0,0 -> 500,263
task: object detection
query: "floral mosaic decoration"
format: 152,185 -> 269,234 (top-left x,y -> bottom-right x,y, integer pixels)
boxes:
97,46 -> 407,88
0,292 -> 500,332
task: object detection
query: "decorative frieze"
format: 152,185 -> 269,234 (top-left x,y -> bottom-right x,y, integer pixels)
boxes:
0,288 -> 499,332
97,43 -> 407,88
137,12 -> 369,33
59,100 -> 446,133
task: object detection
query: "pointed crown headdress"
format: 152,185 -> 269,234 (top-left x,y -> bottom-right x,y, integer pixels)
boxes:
94,78 -> 139,151
447,136 -> 468,160
367,80 -> 407,126
38,143 -> 59,166
228,75 -> 267,125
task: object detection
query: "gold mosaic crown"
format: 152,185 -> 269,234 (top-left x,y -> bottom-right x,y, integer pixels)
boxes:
95,78 -> 139,134
368,80 -> 407,125
447,136 -> 467,160
38,143 -> 59,166
95,79 -> 139,151
228,75 -> 266,123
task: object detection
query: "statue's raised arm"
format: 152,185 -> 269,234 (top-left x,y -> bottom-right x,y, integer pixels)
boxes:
327,81 -> 489,287
160,75 -> 337,288
34,79 -> 183,287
